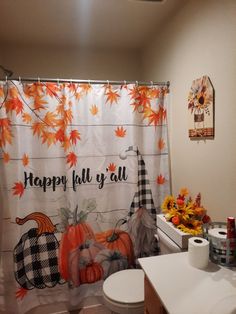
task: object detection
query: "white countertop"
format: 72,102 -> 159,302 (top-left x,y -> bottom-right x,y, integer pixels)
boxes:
139,252 -> 236,314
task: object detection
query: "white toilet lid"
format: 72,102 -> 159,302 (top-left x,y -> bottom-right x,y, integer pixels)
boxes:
103,269 -> 144,304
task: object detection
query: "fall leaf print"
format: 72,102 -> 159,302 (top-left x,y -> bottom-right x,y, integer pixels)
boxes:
55,128 -> 65,143
23,83 -> 43,98
108,163 -> 116,172
70,130 -> 81,145
32,122 -> 46,137
33,95 -> 47,111
22,154 -> 29,167
0,118 -> 13,148
90,104 -> 99,115
79,83 -> 92,95
45,83 -> 60,98
9,87 -> 19,98
22,113 -> 32,124
156,174 -> 165,185
66,152 -> 77,168
115,126 -> 126,138
43,111 -> 58,127
12,182 -> 25,198
105,88 -> 120,105
148,106 -> 166,126
3,152 -> 10,163
5,98 -> 24,115
41,131 -> 56,147
158,138 -> 165,150
61,136 -> 71,151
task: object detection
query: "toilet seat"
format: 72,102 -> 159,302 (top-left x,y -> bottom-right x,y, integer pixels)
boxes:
103,269 -> 144,314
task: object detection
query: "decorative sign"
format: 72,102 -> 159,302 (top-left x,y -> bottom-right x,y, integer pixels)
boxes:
188,75 -> 214,139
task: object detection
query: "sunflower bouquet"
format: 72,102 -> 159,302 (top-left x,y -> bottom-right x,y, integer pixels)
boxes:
161,188 -> 211,235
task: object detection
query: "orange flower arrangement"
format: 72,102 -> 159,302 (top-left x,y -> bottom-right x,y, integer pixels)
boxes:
161,188 -> 211,235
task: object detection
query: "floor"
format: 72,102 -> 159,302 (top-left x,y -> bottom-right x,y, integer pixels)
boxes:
70,304 -> 112,314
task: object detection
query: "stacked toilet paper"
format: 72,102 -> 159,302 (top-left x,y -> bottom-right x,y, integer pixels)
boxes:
188,237 -> 209,269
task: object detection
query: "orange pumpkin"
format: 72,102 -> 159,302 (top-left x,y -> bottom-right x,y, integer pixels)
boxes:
79,262 -> 103,284
59,223 -> 95,281
95,229 -> 134,266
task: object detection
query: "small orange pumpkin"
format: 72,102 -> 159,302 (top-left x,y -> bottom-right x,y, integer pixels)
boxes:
79,261 -> 103,284
95,226 -> 134,266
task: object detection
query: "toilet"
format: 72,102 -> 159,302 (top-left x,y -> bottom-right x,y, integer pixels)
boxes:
102,269 -> 144,314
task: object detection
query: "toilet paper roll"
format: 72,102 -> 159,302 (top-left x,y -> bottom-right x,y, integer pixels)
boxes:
208,227 -> 227,249
188,237 -> 209,269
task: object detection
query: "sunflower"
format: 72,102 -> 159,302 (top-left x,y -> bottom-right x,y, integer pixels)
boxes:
177,220 -> 203,235
176,203 -> 195,222
161,196 -> 176,213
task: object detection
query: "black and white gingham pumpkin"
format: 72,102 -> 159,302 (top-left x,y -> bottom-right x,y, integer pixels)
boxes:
14,212 -> 63,290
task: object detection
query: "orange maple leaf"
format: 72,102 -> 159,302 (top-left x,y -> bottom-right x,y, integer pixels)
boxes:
5,98 -> 24,115
79,83 -> 92,94
55,128 -> 65,143
41,131 -> 56,147
43,111 -> 58,127
64,109 -> 73,124
148,106 -> 166,126
90,104 -> 99,115
61,136 -> 71,151
22,153 -> 29,166
106,88 -> 120,105
66,152 -> 77,168
156,174 -> 165,185
115,126 -> 126,138
45,83 -> 60,97
3,152 -> 10,163
108,163 -> 116,172
33,96 -> 47,111
32,122 -> 46,137
150,88 -> 160,99
67,83 -> 77,93
70,130 -> 81,145
22,113 -> 32,124
12,181 -> 24,197
24,83 -> 43,98
158,138 -> 165,150
16,287 -> 28,300
0,118 -> 13,147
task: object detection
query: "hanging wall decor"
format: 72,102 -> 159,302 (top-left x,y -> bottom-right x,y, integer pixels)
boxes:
188,75 -> 214,139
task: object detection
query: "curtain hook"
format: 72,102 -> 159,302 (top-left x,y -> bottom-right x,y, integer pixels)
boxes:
150,80 -> 153,87
107,80 -> 110,86
136,81 -> 139,87
18,76 -> 21,84
5,76 -> 8,84
57,78 -> 60,86
88,79 -> 91,85
38,77 -> 41,84
124,80 -> 127,86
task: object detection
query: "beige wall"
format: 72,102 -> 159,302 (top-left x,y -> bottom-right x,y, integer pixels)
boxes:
0,44 -> 141,81
142,0 -> 236,221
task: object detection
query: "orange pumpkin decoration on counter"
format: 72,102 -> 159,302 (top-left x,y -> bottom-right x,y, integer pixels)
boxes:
95,219 -> 134,266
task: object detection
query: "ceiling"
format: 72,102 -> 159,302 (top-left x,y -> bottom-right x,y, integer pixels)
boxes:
0,0 -> 187,50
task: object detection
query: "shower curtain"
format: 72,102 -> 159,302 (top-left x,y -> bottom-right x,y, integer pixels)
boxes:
0,80 -> 170,313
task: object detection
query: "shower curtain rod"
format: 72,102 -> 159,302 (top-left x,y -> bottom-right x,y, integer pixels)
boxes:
2,77 -> 170,87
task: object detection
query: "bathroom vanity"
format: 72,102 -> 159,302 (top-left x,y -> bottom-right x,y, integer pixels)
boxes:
139,252 -> 236,314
